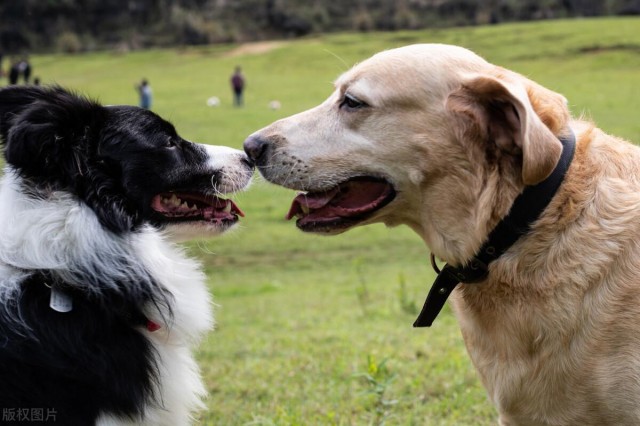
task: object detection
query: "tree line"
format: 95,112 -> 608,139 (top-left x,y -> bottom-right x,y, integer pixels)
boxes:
1,0 -> 639,54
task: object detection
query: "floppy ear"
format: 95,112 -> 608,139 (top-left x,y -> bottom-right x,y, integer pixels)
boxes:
446,73 -> 567,185
0,86 -> 49,143
0,86 -> 103,183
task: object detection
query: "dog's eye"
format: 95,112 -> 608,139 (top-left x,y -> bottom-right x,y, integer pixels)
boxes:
165,137 -> 178,148
340,93 -> 367,110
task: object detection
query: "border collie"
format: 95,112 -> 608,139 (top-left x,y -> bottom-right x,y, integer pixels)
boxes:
0,86 -> 253,425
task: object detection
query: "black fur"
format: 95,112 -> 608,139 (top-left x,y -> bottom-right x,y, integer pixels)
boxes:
0,274 -> 158,424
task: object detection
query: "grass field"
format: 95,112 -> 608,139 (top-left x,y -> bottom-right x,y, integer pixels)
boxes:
11,17 -> 640,425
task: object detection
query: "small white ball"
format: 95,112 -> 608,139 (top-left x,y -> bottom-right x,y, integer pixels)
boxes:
268,100 -> 281,110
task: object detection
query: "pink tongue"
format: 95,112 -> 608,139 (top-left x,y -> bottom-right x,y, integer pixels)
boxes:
285,180 -> 393,220
203,200 -> 245,220
285,187 -> 339,220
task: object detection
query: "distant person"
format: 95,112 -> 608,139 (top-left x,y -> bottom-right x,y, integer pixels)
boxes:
19,59 -> 32,84
135,79 -> 152,109
230,66 -> 245,107
8,61 -> 19,85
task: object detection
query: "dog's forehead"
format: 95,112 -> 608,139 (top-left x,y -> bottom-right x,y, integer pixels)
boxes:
335,44 -> 489,99
368,43 -> 488,68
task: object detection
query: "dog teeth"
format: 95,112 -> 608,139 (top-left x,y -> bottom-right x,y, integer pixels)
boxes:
301,204 -> 310,214
162,194 -> 181,206
161,194 -> 185,208
223,202 -> 232,213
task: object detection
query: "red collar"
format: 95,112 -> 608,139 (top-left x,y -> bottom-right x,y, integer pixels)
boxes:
146,319 -> 162,332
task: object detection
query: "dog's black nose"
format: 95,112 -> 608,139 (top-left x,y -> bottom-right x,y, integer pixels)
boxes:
243,135 -> 269,164
241,155 -> 254,169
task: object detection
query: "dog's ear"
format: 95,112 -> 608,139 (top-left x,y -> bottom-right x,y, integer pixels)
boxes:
0,86 -> 103,182
446,72 -> 568,185
0,86 -> 50,143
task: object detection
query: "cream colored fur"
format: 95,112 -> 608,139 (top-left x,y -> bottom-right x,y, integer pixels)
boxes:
247,44 -> 640,425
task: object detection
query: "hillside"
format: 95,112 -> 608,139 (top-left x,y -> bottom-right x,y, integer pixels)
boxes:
1,0 -> 639,53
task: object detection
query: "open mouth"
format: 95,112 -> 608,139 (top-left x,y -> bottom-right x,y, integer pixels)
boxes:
151,192 -> 244,226
285,177 -> 396,233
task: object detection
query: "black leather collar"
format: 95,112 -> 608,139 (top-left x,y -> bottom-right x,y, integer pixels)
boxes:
413,130 -> 577,327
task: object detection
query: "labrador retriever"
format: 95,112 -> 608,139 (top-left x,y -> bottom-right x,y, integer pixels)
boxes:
243,44 -> 640,425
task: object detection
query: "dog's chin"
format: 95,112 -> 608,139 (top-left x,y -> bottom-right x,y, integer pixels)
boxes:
285,176 -> 396,234
295,217 -> 371,235
163,221 -> 238,242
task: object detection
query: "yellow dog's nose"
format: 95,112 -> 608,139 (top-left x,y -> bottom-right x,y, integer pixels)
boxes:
243,134 -> 269,165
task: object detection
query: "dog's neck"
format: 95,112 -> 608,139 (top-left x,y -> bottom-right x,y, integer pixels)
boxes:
414,130 -> 577,327
0,170 -> 164,311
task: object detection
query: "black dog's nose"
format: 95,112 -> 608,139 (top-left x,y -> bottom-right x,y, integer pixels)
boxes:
241,155 -> 254,169
243,135 -> 269,164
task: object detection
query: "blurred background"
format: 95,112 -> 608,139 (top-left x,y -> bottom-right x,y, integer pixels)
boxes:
1,0 -> 639,53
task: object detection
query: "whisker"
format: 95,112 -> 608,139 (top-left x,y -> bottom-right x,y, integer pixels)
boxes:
324,49 -> 350,71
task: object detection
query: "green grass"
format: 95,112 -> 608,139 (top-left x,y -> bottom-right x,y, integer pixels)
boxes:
11,17 -> 640,425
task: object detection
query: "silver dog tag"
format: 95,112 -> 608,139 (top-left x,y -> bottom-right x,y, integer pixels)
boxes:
49,286 -> 73,313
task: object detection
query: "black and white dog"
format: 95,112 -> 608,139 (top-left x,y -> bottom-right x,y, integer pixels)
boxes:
0,86 -> 253,424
